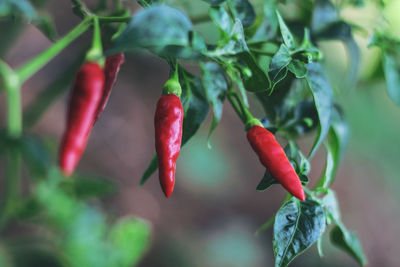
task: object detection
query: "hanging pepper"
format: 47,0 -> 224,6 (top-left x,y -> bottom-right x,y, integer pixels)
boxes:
247,124 -> 305,201
154,74 -> 183,198
94,53 -> 125,123
58,62 -> 105,176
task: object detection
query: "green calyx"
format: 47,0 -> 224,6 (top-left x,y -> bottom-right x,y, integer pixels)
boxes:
245,118 -> 263,131
85,17 -> 105,66
163,78 -> 182,97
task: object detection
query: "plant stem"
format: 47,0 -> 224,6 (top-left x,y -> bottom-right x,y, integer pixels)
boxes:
227,91 -> 246,123
16,17 -> 92,83
6,84 -> 22,137
0,60 -> 22,137
0,62 -> 22,228
231,90 -> 254,122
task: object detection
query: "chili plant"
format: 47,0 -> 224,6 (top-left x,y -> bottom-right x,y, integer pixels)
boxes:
1,0 -> 399,266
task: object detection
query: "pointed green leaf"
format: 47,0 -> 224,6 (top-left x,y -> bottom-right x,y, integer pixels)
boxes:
276,11 -> 297,50
311,0 -> 338,33
274,198 -> 326,267
287,59 -> 307,78
60,173 -> 116,199
238,51 -> 270,92
256,169 -> 278,191
314,21 -> 360,89
320,189 -> 341,223
269,44 -> 291,91
140,155 -> 158,185
180,69 -> 210,145
330,224 -> 367,266
34,15 -> 58,41
305,63 -> 333,157
109,218 -> 151,267
209,6 -> 233,39
382,52 -> 400,105
202,0 -> 227,5
201,62 -> 228,138
227,0 -> 255,28
108,5 -> 201,59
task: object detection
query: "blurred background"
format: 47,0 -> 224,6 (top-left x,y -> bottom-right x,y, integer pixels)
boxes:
1,0 -> 400,266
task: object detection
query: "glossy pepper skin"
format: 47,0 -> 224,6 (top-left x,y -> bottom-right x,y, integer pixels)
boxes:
94,53 -> 124,123
247,125 -> 305,201
58,62 -> 105,176
154,94 -> 183,198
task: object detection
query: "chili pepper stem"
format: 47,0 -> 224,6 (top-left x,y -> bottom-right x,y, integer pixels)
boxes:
163,63 -> 182,97
17,17 -> 92,83
227,90 -> 262,130
85,17 -> 104,66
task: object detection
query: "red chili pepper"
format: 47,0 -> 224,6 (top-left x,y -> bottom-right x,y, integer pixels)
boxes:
58,62 -> 105,176
94,53 -> 125,123
154,94 -> 183,198
247,125 -> 305,201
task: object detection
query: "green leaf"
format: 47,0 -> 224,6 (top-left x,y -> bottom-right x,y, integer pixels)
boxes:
36,168 -> 81,227
248,0 -> 278,43
202,0 -> 227,5
287,59 -> 307,78
209,6 -> 233,39
227,0 -> 255,28
0,0 -> 38,22
20,134 -> 52,178
283,99 -> 319,137
305,63 -> 333,157
319,189 -> 367,265
140,155 -> 158,185
60,173 -> 116,199
256,168 -> 278,191
276,11 -> 297,50
108,5 -> 201,59
317,141 -> 335,189
34,15 -> 58,41
201,62 -> 228,138
330,225 -> 367,266
109,218 -> 151,267
315,107 -> 348,188
9,197 -> 42,220
320,189 -> 341,223
273,198 -> 326,267
180,69 -> 210,145
330,107 -> 348,161
137,0 -> 163,7
269,44 -> 291,91
382,52 -> 400,105
237,51 -> 270,92
212,19 -> 248,56
311,0 -> 338,33
314,21 -> 360,89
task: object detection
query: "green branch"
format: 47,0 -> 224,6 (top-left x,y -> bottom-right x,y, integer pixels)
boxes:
0,60 -> 22,137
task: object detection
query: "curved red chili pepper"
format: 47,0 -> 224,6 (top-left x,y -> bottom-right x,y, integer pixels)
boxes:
247,125 -> 305,201
94,53 -> 125,123
154,94 -> 183,198
58,62 -> 105,176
